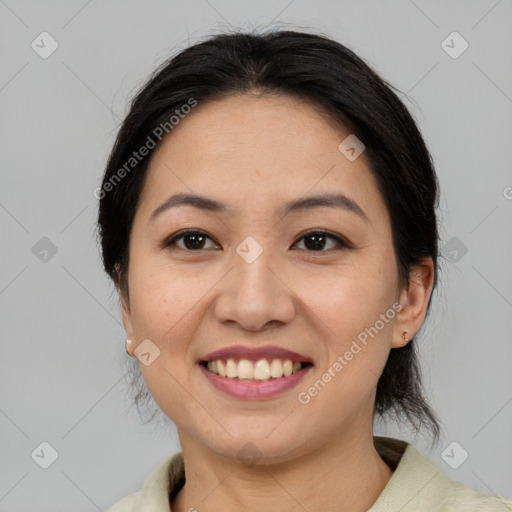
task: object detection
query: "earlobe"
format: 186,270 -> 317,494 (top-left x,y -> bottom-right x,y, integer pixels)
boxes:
391,258 -> 435,349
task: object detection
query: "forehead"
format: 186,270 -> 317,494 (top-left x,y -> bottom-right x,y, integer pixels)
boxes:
136,94 -> 389,226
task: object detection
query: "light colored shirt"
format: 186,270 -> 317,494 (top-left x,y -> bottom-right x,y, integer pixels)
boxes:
105,436 -> 512,511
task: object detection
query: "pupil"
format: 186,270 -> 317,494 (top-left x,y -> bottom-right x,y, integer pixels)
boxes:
305,233 -> 325,251
185,233 -> 205,249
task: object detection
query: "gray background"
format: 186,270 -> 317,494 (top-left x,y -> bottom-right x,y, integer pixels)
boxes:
1,0 -> 511,510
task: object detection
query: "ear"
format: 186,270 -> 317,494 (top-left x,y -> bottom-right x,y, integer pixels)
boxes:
115,264 -> 135,356
391,257 -> 435,349
120,291 -> 137,356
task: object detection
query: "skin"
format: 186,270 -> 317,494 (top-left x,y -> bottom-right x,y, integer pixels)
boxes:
119,93 -> 434,512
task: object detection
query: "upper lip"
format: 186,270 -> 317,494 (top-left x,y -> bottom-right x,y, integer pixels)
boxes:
199,345 -> 313,364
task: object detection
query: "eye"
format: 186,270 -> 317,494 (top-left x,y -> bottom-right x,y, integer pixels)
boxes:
162,229 -> 351,252
163,230 -> 219,251
292,230 -> 351,252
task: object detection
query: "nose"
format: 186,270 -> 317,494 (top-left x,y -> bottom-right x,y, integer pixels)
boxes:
213,246 -> 296,332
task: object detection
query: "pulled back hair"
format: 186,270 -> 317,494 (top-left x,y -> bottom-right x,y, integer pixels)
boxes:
97,29 -> 442,443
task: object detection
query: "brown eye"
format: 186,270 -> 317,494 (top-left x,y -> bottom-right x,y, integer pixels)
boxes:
163,229 -> 350,253
293,230 -> 350,252
164,230 -> 219,251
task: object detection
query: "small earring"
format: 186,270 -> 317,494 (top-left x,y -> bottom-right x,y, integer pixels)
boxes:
125,339 -> 132,356
402,331 -> 409,342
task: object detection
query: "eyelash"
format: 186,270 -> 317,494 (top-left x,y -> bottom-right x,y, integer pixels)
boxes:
162,229 -> 351,253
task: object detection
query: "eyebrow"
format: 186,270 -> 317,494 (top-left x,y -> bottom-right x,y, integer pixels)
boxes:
149,192 -> 370,225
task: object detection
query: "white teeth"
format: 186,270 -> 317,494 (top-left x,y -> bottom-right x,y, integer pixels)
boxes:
270,359 -> 283,378
206,361 -> 219,373
205,358 -> 307,380
253,359 -> 271,381
225,358 -> 238,378
237,359 -> 253,380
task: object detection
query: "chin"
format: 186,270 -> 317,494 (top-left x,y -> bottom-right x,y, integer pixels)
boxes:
209,435 -> 305,466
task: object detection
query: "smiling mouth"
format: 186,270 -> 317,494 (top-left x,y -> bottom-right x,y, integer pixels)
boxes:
201,358 -> 314,381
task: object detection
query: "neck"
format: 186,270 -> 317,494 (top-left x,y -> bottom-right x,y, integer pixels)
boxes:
171,431 -> 394,512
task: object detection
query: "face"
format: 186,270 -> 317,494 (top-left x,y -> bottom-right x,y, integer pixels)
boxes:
120,93 -> 425,463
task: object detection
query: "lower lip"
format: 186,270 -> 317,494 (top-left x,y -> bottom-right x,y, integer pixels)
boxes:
199,363 -> 313,399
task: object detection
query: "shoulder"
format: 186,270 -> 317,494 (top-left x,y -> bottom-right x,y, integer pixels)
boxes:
438,481 -> 512,511
371,437 -> 512,511
104,491 -> 139,512
104,452 -> 183,512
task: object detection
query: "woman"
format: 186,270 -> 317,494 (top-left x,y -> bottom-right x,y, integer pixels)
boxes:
98,30 -> 512,511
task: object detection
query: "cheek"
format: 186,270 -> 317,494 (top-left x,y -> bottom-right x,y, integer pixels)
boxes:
127,262 -> 196,338
301,280 -> 397,415
301,259 -> 398,377
130,268 -> 198,422
302,260 -> 396,328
